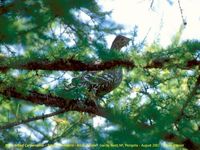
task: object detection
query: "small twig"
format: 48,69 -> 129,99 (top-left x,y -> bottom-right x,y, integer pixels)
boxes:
174,74 -> 200,124
0,109 -> 66,130
178,0 -> 187,26
4,45 -> 16,55
150,0 -> 155,9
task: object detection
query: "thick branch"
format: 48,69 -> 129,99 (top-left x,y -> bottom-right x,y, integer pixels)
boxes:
0,58 -> 134,71
20,59 -> 135,71
145,58 -> 200,69
0,87 -> 106,117
0,58 -> 199,72
1,87 -> 200,149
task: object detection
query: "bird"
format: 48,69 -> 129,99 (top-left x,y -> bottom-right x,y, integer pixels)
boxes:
64,35 -> 131,101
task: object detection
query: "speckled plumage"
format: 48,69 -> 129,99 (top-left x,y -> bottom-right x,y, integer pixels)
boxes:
67,35 -> 130,100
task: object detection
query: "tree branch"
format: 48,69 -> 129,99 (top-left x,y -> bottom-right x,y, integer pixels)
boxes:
21,59 -> 136,71
1,86 -> 199,149
174,75 -> 200,124
0,58 -> 199,72
178,0 -> 187,25
0,87 -> 106,117
145,58 -> 200,69
0,109 -> 66,131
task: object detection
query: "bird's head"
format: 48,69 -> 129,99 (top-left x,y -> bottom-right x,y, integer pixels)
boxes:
111,35 -> 131,50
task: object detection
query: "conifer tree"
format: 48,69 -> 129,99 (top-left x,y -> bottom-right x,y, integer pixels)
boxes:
0,1 -> 199,149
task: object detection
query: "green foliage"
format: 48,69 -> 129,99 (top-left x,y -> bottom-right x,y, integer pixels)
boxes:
0,0 -> 200,150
